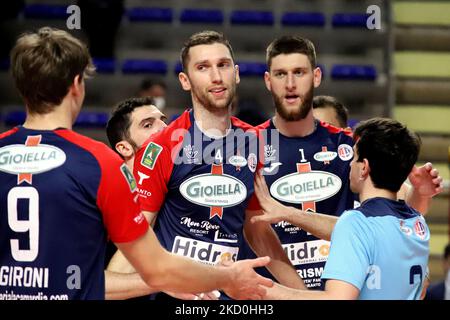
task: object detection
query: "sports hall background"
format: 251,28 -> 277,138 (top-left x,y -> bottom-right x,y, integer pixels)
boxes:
0,0 -> 449,283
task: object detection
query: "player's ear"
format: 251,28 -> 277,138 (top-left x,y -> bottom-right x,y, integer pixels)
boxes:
71,74 -> 84,97
234,64 -> 240,85
361,158 -> 371,179
264,71 -> 272,92
178,72 -> 191,91
313,66 -> 322,88
115,140 -> 134,158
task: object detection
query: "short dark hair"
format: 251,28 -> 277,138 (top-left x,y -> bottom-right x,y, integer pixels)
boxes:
313,95 -> 349,128
180,30 -> 234,72
266,35 -> 316,70
353,118 -> 421,193
445,244 -> 450,260
10,27 -> 95,114
106,96 -> 155,153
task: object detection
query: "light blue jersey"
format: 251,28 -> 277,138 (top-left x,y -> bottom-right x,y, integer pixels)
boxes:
322,197 -> 429,300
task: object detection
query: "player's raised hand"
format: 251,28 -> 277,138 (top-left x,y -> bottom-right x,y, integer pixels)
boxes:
251,170 -> 293,224
222,256 -> 273,300
408,162 -> 443,198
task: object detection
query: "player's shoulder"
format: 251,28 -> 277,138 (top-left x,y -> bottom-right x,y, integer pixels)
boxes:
255,119 -> 271,130
231,116 -> 258,132
319,121 -> 353,138
0,127 -> 19,141
337,209 -> 368,229
55,129 -> 122,166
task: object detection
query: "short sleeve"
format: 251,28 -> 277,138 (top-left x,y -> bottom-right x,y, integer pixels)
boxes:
133,141 -> 172,212
321,210 -> 373,291
97,152 -> 149,243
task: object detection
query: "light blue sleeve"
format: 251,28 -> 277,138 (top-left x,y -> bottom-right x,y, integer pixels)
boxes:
322,210 -> 373,291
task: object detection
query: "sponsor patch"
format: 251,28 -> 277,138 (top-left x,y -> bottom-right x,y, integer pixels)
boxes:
228,155 -> 247,167
263,162 -> 282,174
133,212 -> 145,224
120,163 -> 137,192
399,220 -> 412,236
270,170 -> 342,203
141,142 -> 162,170
179,173 -> 247,208
283,239 -> 330,266
414,219 -> 427,240
337,144 -> 353,161
247,153 -> 257,173
0,143 -> 66,175
313,151 -> 337,163
171,236 -> 239,265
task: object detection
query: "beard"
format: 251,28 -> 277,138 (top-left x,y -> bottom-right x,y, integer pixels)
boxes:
191,82 -> 236,113
273,83 -> 314,122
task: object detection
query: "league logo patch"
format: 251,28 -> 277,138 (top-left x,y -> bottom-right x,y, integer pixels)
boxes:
183,144 -> 199,164
141,142 -> 162,170
120,163 -> 137,192
337,144 -> 353,161
264,145 -> 277,162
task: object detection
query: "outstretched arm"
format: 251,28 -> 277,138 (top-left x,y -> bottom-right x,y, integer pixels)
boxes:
251,171 -> 337,241
244,210 -> 305,289
264,279 -> 359,300
115,226 -> 273,300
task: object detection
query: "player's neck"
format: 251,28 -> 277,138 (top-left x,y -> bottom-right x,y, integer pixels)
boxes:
358,182 -> 397,204
23,101 -> 74,130
273,109 -> 316,138
192,103 -> 232,137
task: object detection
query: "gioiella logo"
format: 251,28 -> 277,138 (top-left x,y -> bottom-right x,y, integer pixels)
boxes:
179,173 -> 247,209
270,170 -> 342,204
0,136 -> 66,184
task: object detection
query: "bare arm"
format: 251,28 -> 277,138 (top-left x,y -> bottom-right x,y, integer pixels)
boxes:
264,279 -> 359,300
106,210 -> 158,273
106,210 -> 219,300
105,270 -> 154,300
244,210 -> 305,289
105,270 -> 205,300
115,227 -> 273,300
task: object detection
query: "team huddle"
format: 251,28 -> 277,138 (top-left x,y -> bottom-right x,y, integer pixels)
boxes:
0,27 -> 443,300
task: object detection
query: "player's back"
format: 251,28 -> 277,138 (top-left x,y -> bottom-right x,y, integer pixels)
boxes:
359,199 -> 429,300
0,127 -> 115,300
322,197 -> 429,300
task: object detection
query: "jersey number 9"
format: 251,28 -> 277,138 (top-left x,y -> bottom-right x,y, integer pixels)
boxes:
7,186 -> 39,262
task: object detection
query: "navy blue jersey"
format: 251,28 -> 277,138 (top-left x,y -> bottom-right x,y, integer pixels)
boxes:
0,127 -> 148,300
134,110 -> 260,266
245,118 -> 356,289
